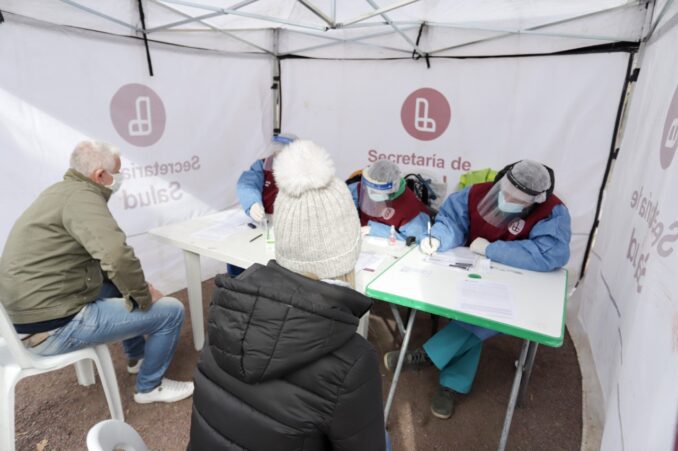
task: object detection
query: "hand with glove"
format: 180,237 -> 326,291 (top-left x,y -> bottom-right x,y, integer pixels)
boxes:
420,237 -> 440,255
470,237 -> 490,256
248,203 -> 265,222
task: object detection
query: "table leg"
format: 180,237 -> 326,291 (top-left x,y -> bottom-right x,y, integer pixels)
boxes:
517,342 -> 539,407
183,251 -> 205,351
384,309 -> 417,425
497,340 -> 530,451
389,304 -> 406,338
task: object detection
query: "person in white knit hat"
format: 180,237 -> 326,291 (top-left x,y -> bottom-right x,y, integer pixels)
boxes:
188,140 -> 389,451
273,139 -> 362,283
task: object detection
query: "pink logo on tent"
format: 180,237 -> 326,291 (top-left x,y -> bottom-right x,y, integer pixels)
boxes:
401,88 -> 451,141
660,84 -> 678,169
110,84 -> 166,147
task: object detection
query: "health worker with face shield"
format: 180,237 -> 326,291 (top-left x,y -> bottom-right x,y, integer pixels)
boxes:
236,134 -> 296,222
384,159 -> 571,420
347,159 -> 430,241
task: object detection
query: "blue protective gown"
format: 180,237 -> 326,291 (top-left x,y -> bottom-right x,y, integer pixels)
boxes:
347,182 -> 430,242
231,159 -> 267,276
236,159 -> 265,216
423,187 -> 572,393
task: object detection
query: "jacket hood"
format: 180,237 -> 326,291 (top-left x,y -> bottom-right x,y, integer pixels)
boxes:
207,261 -> 372,384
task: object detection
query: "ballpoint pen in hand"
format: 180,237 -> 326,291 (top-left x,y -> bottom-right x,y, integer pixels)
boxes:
427,220 -> 432,247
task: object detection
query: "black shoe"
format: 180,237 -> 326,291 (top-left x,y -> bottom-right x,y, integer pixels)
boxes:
383,348 -> 431,371
431,386 -> 455,419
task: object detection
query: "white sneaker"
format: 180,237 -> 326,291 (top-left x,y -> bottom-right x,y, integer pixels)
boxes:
133,378 -> 194,404
127,358 -> 143,374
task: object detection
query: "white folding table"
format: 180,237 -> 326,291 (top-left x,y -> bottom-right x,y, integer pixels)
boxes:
365,246 -> 568,451
148,209 -> 411,350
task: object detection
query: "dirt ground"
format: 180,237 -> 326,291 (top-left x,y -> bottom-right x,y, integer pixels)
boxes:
14,279 -> 581,451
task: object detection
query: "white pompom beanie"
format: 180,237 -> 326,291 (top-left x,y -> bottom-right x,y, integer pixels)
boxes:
272,140 -> 361,279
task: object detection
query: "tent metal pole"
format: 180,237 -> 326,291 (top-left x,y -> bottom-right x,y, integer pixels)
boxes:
58,0 -> 139,31
362,0 -> 424,56
279,25 -> 419,56
137,0 -> 154,76
297,0 -> 335,28
149,0 -> 274,54
428,21 -> 637,43
429,1 -> 643,55
650,9 -> 678,40
579,53 -> 636,281
341,18 -> 636,42
339,0 -> 419,27
646,0 -> 674,40
144,11 -> 224,33
159,0 -> 327,31
273,28 -> 281,135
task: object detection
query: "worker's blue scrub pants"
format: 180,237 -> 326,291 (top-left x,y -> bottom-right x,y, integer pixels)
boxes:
423,321 -> 498,394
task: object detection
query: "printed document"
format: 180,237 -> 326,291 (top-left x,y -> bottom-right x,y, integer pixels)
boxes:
190,210 -> 250,241
457,278 -> 515,319
355,252 -> 387,273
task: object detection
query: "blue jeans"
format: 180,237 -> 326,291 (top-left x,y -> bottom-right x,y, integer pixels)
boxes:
32,283 -> 185,393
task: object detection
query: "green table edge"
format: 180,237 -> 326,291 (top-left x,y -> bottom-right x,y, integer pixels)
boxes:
365,247 -> 568,348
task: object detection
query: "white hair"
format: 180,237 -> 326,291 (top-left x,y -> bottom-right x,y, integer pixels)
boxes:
69,140 -> 120,176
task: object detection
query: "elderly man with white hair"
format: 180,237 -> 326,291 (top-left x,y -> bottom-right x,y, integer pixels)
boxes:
0,140 -> 193,404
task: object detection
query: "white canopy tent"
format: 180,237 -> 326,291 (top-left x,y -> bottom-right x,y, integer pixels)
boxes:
0,1 -> 676,449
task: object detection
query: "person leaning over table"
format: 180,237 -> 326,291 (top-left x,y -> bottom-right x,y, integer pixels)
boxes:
0,140 -> 193,404
188,140 -> 389,451
346,159 -> 431,241
228,133 -> 297,276
383,159 -> 572,420
236,133 -> 297,223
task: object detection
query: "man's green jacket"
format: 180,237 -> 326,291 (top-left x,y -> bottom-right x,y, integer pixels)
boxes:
0,169 -> 152,324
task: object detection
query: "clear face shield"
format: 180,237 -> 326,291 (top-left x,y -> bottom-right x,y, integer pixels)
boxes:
358,174 -> 403,218
476,177 -> 538,228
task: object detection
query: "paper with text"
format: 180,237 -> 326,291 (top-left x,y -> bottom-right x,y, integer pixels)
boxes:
355,252 -> 387,273
457,278 -> 515,319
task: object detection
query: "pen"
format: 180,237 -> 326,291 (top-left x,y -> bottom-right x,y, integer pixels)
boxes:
491,265 -> 522,275
427,220 -> 432,247
249,233 -> 263,243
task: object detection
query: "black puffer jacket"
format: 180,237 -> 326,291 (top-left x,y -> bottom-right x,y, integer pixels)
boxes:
188,261 -> 386,451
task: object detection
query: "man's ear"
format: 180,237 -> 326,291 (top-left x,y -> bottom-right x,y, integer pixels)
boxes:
91,168 -> 106,184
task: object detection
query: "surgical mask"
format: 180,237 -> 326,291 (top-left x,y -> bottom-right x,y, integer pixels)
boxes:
498,191 -> 525,213
367,190 -> 389,202
105,172 -> 124,193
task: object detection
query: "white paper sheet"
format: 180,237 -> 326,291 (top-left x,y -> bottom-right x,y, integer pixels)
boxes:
427,247 -> 477,267
457,278 -> 515,319
355,252 -> 387,273
190,210 -> 251,241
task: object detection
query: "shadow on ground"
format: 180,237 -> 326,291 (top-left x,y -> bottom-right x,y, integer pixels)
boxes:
14,279 -> 581,450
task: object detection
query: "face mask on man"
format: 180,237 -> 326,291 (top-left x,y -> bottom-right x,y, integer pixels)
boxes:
367,190 -> 389,202
106,172 -> 124,193
497,191 -> 526,213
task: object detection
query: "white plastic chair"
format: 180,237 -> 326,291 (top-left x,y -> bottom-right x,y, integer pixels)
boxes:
87,419 -> 148,451
0,303 -> 124,451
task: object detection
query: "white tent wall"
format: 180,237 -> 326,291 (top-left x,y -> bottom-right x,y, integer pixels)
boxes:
0,16 -> 274,293
4,1 -> 678,449
569,3 -> 678,450
281,54 -> 630,287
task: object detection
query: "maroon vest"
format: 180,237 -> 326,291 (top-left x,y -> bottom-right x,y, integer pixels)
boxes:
467,182 -> 562,244
357,182 -> 429,228
262,168 -> 278,214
